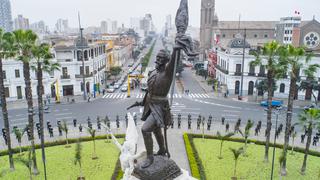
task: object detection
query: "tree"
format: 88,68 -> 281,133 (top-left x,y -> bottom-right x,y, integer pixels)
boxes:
299,80 -> 320,104
110,66 -> 122,76
31,43 -> 59,179
255,79 -> 277,98
230,147 -> 244,179
239,120 -> 254,155
216,131 -> 234,159
297,108 -> 320,175
251,41 -> 286,162
60,120 -> 70,147
74,139 -> 84,180
13,128 -> 25,155
280,45 -> 320,175
0,29 -> 16,170
13,29 -> 39,174
87,128 -> 98,159
15,148 -> 34,180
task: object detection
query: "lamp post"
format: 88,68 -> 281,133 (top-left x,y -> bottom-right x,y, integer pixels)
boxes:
239,28 -> 246,100
265,106 -> 283,180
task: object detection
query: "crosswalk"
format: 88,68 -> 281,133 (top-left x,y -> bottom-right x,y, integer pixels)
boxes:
102,93 -> 211,99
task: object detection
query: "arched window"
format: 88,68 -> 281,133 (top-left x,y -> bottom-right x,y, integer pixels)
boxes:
248,81 -> 254,95
280,83 -> 285,93
235,81 -> 240,95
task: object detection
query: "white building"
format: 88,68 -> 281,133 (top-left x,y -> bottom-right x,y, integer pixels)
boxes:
14,15 -> 29,30
215,35 -> 320,101
0,0 -> 13,32
2,36 -> 107,101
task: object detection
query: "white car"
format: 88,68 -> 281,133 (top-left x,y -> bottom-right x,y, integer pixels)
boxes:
107,86 -> 115,93
121,85 -> 128,92
114,83 -> 120,89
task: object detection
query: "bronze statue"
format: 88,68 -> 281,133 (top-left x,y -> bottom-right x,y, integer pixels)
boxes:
127,0 -> 198,169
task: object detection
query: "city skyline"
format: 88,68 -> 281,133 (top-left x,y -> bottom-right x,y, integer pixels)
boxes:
9,0 -> 320,31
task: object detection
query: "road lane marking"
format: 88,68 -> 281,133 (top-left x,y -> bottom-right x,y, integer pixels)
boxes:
54,113 -> 73,116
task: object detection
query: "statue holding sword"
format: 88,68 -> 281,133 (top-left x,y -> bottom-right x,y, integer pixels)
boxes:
127,0 -> 197,169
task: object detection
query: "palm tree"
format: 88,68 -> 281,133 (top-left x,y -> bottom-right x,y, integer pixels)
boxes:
31,43 -> 59,179
87,128 -> 98,159
13,128 -> 25,155
0,29 -> 16,170
251,41 -> 286,162
290,131 -> 297,155
280,45 -> 320,175
13,29 -> 38,174
230,147 -> 244,180
297,108 -> 320,175
15,148 -> 34,180
74,139 -> 84,180
239,120 -> 254,155
216,131 -> 234,159
60,120 -> 70,147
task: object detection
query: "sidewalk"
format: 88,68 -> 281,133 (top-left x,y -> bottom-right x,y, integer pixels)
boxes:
191,69 -> 313,108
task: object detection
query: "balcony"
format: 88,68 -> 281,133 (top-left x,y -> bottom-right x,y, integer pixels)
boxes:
215,65 -> 229,74
234,72 -> 242,76
75,73 -> 93,78
60,75 -> 70,79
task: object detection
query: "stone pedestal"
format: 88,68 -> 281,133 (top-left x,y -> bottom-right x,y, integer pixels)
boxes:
132,155 -> 182,180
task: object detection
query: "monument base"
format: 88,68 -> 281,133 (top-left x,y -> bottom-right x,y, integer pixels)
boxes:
132,155 -> 182,180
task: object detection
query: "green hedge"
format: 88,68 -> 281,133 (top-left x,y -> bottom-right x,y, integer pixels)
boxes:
185,133 -> 320,180
0,134 -> 125,156
141,41 -> 156,72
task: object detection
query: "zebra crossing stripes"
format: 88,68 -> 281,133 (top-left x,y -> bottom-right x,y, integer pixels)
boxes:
102,93 -> 211,99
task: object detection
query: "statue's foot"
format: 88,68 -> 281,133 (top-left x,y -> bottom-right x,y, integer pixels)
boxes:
156,149 -> 166,156
141,156 -> 154,168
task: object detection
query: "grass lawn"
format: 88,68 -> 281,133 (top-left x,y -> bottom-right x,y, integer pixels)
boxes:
0,139 -> 123,180
193,138 -> 320,180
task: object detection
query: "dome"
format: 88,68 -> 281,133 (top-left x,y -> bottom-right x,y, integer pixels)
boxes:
227,34 -> 250,49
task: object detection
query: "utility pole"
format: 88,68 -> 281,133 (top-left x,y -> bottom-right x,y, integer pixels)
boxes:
78,12 -> 87,100
239,28 -> 246,100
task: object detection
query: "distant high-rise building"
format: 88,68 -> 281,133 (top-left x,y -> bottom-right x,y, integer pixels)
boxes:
140,14 -> 153,36
14,15 -> 29,30
130,17 -> 141,31
166,15 -> 172,29
112,21 -> 118,33
55,19 -> 69,33
275,16 -> 302,45
200,0 -> 216,55
0,0 -> 13,32
100,21 -> 108,34
30,20 -> 48,34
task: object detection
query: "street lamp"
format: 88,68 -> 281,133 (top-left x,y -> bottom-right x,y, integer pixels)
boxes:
265,106 -> 283,180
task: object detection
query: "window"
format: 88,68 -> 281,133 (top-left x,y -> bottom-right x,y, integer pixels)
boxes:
2,71 -> 6,79
80,66 -> 84,75
62,67 -> 68,76
254,34 -> 258,38
235,81 -> 240,95
15,69 -> 20,78
280,83 -> 285,93
85,66 -> 90,75
236,64 -> 241,73
259,65 -> 265,76
249,65 -> 255,75
5,87 -> 9,97
264,34 -> 268,38
222,34 -> 226,38
233,34 -> 235,38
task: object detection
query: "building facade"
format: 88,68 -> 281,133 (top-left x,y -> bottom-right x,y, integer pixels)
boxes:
0,0 -> 13,32
214,36 -> 320,100
2,37 -> 107,101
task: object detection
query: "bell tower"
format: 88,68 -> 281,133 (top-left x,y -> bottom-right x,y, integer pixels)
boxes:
200,0 -> 216,59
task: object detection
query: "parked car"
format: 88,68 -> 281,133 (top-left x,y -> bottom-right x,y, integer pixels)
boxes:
260,100 -> 283,107
107,86 -> 115,93
304,103 -> 319,111
121,85 -> 128,92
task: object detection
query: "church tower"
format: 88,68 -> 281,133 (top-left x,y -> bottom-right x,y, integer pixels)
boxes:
200,0 -> 217,58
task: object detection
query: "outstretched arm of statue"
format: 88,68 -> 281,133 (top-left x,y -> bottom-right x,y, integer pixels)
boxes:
165,47 -> 180,78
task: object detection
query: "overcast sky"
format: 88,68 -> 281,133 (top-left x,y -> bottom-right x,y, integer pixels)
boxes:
10,0 -> 320,31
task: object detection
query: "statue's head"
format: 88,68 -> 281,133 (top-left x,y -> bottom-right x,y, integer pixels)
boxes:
155,49 -> 170,70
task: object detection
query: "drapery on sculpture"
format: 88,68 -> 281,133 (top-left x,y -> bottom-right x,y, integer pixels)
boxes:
127,0 -> 198,169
